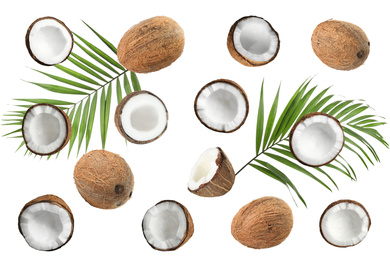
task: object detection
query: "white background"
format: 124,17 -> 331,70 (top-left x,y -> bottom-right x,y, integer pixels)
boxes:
0,0 -> 389,259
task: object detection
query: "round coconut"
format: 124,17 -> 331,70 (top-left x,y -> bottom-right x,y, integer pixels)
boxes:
311,19 -> 370,70
117,16 -> 184,73
74,150 -> 134,209
231,196 -> 293,249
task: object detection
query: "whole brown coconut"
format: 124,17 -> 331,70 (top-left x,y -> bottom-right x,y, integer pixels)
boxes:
117,16 -> 185,73
311,19 -> 370,70
231,196 -> 293,249
74,150 -> 134,209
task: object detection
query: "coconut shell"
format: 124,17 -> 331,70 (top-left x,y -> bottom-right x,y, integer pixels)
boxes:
74,150 -> 134,209
189,147 -> 235,197
117,16 -> 184,73
22,103 -> 72,156
231,196 -> 293,249
114,90 -> 168,144
311,19 -> 370,70
18,194 -> 74,251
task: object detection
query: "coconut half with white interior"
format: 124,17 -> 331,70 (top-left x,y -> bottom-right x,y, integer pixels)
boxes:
194,79 -> 249,133
188,147 -> 235,197
18,195 -> 74,251
320,199 -> 371,247
115,91 -> 168,144
289,112 -> 344,167
142,200 -> 194,251
26,17 -> 74,66
227,16 -> 280,66
22,103 -> 72,156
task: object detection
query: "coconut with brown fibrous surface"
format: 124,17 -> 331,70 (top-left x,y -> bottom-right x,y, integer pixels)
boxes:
22,103 -> 72,156
142,200 -> 194,251
311,19 -> 370,70
74,150 -> 134,209
18,194 -> 74,251
188,147 -> 235,197
26,17 -> 74,66
117,16 -> 185,73
231,196 -> 293,249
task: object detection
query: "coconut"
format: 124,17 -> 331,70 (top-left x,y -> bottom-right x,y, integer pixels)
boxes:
115,90 -> 168,144
311,19 -> 370,70
320,199 -> 371,247
26,17 -> 74,66
18,194 -> 74,251
194,79 -> 249,133
290,112 -> 344,167
231,196 -> 293,249
227,16 -> 280,67
188,147 -> 235,197
117,16 -> 184,73
142,200 -> 194,251
22,103 -> 72,156
74,150 -> 134,209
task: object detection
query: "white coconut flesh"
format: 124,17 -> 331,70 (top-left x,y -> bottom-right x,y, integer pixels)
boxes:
321,201 -> 370,247
19,202 -> 73,251
23,105 -> 68,154
233,17 -> 279,62
188,147 -> 219,191
120,93 -> 167,142
196,82 -> 247,132
291,115 -> 344,166
143,201 -> 187,250
28,18 -> 73,65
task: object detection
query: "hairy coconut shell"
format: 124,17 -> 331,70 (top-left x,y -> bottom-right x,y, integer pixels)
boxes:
311,19 -> 370,70
231,196 -> 293,249
189,147 -> 235,197
74,150 -> 134,209
117,16 -> 184,73
18,194 -> 74,251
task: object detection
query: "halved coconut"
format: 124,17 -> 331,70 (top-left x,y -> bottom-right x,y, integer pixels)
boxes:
18,195 -> 74,251
115,91 -> 168,144
320,199 -> 371,247
227,16 -> 280,66
22,103 -> 72,156
26,17 -> 73,66
289,112 -> 344,167
194,79 -> 249,133
188,147 -> 235,197
142,200 -> 194,251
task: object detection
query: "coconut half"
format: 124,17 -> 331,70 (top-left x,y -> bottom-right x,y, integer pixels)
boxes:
188,147 -> 235,197
18,195 -> 74,251
22,103 -> 72,156
289,112 -> 344,167
26,17 -> 73,66
194,79 -> 249,133
142,200 -> 194,251
227,16 -> 280,66
115,91 -> 168,144
320,200 -> 371,247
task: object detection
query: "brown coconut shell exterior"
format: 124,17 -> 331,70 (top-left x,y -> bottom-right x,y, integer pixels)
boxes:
289,112 -> 344,167
227,16 -> 280,67
26,17 -> 74,66
231,196 -> 293,249
74,150 -> 134,209
142,200 -> 194,251
189,147 -> 235,197
194,79 -> 249,133
319,199 -> 371,248
18,194 -> 74,251
115,90 -> 168,144
311,19 -> 370,70
22,103 -> 72,156
117,16 -> 185,73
